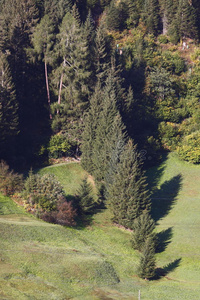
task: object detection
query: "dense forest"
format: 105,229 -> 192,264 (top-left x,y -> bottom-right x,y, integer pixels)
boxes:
1,0 -> 200,280
1,0 -> 200,168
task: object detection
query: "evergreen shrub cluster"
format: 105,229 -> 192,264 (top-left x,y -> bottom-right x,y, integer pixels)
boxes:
23,171 -> 76,225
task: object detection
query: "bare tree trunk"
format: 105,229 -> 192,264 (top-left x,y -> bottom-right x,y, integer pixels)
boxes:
162,12 -> 168,35
44,59 -> 52,119
57,72 -> 63,115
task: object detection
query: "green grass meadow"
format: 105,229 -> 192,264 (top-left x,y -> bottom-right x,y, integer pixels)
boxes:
1,153 -> 200,299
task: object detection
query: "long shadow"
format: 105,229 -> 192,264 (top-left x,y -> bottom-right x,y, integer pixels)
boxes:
146,153 -> 168,195
156,227 -> 173,253
66,194 -> 96,229
151,174 -> 183,222
156,258 -> 182,278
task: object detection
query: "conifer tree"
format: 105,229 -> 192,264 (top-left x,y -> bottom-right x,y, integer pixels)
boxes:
0,53 -> 18,158
76,177 -> 95,214
137,236 -> 156,279
177,0 -> 198,40
51,9 -> 92,140
131,210 -> 156,252
83,10 -> 96,88
81,82 -> 103,174
142,0 -> 161,35
44,0 -> 72,23
91,65 -> 125,184
168,0 -> 198,42
107,140 -> 151,229
104,114 -> 127,193
32,15 -> 55,119
94,16 -> 110,84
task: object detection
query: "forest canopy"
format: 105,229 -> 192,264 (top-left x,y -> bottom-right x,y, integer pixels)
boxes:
0,0 -> 200,168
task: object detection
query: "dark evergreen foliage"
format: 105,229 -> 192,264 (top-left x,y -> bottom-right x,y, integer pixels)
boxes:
0,54 -> 18,160
76,177 -> 95,214
137,235 -> 156,279
107,140 -> 151,229
131,210 -> 156,251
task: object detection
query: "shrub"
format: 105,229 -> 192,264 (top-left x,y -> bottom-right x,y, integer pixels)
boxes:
41,201 -> 76,226
0,160 -> 23,196
23,172 -> 66,211
177,131 -> 200,163
55,201 -> 76,226
48,133 -> 71,159
24,171 -> 77,226
158,34 -> 168,44
158,122 -> 180,151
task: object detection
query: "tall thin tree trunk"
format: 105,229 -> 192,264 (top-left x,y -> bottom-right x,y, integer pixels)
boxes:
44,58 -> 52,119
57,72 -> 63,115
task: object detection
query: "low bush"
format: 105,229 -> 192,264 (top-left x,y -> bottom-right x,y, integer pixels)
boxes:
177,131 -> 200,163
23,171 -> 65,211
48,133 -> 71,159
158,34 -> 168,44
41,201 -> 76,226
23,171 -> 76,226
0,160 -> 23,196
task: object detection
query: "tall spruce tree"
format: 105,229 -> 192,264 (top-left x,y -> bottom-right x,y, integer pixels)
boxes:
81,81 -> 103,174
142,0 -> 161,35
32,15 -> 55,119
0,53 -> 18,159
51,9 -> 92,141
168,0 -> 198,42
94,16 -> 111,84
131,210 -> 156,252
177,0 -> 198,40
107,139 -> 151,229
137,236 -> 156,279
91,65 -> 125,184
76,177 -> 95,214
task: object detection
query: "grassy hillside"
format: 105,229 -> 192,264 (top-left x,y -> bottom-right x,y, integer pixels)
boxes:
0,156 -> 200,299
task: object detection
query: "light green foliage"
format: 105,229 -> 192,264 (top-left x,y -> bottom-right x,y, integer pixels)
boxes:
48,133 -> 71,158
1,157 -> 200,298
157,34 -> 169,44
177,131 -> 200,163
158,121 -> 181,150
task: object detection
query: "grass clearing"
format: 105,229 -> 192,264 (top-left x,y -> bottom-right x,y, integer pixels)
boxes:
0,156 -> 200,299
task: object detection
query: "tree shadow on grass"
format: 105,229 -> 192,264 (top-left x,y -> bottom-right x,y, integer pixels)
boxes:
156,258 -> 182,278
151,174 -> 183,222
156,227 -> 173,253
66,194 -> 96,229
